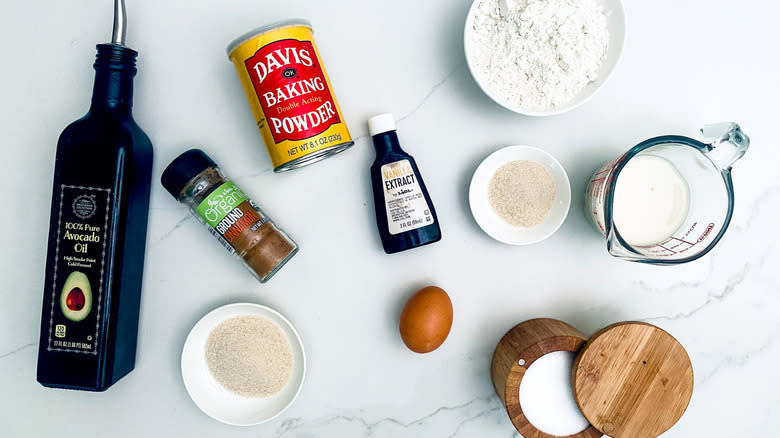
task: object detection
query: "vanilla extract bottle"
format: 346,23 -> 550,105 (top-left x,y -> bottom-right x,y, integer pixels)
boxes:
368,114 -> 441,253
37,0 -> 153,391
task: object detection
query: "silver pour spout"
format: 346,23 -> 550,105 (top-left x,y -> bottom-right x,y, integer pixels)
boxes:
112,0 -> 127,45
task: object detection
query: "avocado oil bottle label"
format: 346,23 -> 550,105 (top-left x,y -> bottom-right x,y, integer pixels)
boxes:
381,160 -> 435,235
46,185 -> 111,354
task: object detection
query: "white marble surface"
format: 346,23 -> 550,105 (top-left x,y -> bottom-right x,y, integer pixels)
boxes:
2,0 -> 779,436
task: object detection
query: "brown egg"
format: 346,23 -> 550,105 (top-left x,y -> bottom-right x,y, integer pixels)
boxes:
399,286 -> 453,353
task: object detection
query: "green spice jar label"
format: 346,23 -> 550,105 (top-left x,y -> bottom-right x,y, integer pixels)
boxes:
195,181 -> 267,250
196,181 -> 250,227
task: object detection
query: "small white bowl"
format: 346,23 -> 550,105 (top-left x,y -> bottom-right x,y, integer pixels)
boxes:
464,0 -> 626,116
181,303 -> 306,426
469,146 -> 571,245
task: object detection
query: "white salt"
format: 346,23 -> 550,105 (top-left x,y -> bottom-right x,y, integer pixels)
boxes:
518,351 -> 590,435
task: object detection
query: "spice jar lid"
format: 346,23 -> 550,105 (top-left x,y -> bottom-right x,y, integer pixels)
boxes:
161,149 -> 217,198
572,322 -> 694,438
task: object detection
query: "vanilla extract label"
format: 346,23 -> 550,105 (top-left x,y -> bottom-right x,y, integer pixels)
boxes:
381,160 -> 435,235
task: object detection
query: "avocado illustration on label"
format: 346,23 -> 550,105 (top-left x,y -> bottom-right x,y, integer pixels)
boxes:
60,271 -> 92,322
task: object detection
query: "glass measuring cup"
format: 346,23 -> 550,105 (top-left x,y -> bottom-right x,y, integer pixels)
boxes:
586,122 -> 749,264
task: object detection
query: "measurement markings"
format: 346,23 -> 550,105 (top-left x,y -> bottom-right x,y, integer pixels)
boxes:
670,237 -> 695,246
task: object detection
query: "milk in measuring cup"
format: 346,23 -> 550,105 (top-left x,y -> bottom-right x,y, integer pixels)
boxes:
586,122 -> 748,264
612,156 -> 690,246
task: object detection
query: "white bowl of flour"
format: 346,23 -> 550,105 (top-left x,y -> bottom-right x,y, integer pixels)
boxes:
464,0 -> 626,116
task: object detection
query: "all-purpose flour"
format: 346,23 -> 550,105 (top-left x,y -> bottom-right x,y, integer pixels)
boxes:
468,0 -> 609,111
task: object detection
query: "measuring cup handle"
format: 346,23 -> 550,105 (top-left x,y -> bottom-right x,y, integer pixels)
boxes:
701,122 -> 750,170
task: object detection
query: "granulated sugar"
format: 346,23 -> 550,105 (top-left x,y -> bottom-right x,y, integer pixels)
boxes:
468,0 -> 609,110
205,315 -> 293,398
489,160 -> 556,227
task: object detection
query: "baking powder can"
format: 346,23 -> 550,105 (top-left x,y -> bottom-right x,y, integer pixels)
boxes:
227,19 -> 354,172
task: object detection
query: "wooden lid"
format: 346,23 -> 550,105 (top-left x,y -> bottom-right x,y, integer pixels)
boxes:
572,322 -> 694,438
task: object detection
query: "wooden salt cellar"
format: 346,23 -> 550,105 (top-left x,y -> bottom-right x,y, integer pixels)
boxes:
492,319 -> 693,438
491,319 -> 602,438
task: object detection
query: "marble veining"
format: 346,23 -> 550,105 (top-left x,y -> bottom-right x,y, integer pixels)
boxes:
2,0 -> 779,437
272,396 -> 504,438
0,343 -> 35,360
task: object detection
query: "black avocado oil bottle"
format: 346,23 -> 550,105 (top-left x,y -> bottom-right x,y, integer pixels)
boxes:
37,0 -> 153,391
369,113 -> 441,254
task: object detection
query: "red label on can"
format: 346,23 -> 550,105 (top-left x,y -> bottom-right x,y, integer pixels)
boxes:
244,39 -> 341,143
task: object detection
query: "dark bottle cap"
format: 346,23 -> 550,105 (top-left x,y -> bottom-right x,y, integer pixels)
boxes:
91,44 -> 138,111
94,44 -> 137,74
161,149 -> 217,198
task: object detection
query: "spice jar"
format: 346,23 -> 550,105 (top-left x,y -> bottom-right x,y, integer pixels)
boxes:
161,149 -> 297,283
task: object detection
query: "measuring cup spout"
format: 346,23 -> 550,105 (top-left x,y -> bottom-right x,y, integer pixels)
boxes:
701,122 -> 750,170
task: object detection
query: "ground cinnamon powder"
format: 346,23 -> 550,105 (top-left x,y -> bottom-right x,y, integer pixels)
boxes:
234,220 -> 297,279
161,149 -> 298,283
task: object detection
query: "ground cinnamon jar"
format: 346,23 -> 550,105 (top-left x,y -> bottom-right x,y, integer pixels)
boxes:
161,149 -> 297,283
